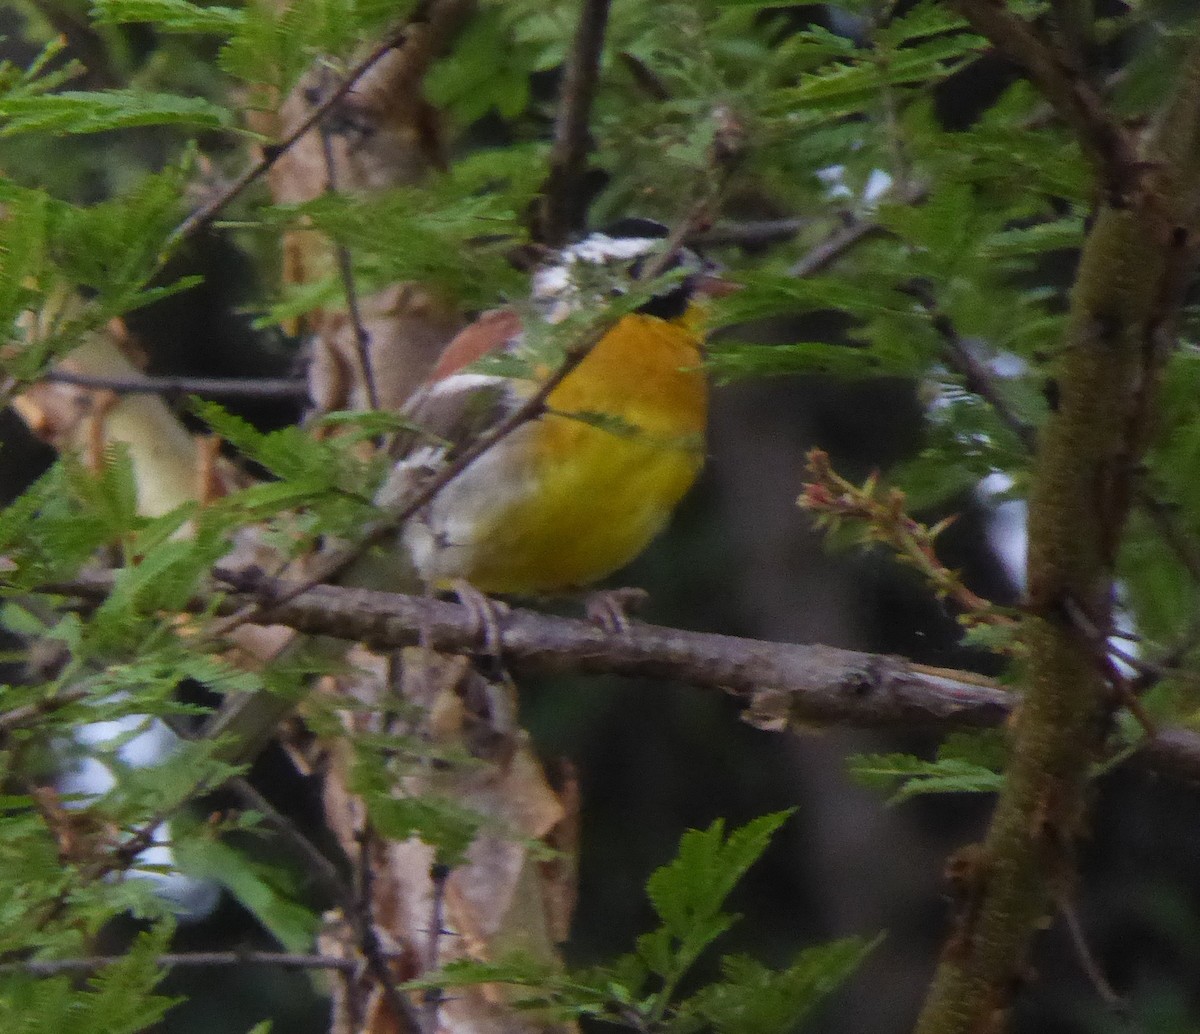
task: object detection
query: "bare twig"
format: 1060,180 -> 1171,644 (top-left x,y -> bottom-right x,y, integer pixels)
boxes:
788,217 -> 882,278
0,689 -> 88,734
317,94 -> 379,411
1136,488 -> 1200,586
688,217 -> 810,249
38,370 -> 309,400
930,313 -> 1039,453
227,777 -> 350,906
537,0 -> 612,245
1049,0 -> 1095,74
0,950 -> 363,977
168,28 -> 410,246
351,823 -> 421,1034
422,862 -> 451,1034
1058,898 -> 1139,1027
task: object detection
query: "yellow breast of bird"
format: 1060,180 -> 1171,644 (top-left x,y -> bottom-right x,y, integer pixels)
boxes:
415,313 -> 707,594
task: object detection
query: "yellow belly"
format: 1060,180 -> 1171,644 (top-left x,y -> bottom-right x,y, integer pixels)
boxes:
410,313 -> 707,594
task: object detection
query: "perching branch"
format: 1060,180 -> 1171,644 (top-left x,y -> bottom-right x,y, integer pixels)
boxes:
40,566 -> 1200,781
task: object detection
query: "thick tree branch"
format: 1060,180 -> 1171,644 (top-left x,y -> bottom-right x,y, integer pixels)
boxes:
914,27 -> 1200,1034
39,567 -> 1200,780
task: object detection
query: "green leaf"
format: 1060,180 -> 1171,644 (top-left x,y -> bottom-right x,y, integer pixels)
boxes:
682,936 -> 880,1034
0,923 -> 178,1034
847,752 -> 1003,805
765,30 -> 985,118
262,175 -> 528,308
712,0 -> 809,7
361,793 -> 481,868
173,823 -> 319,952
194,401 -> 380,519
646,811 -> 791,934
706,340 -> 882,382
875,1 -> 970,45
0,91 -> 231,136
91,0 -> 247,35
637,808 -> 794,999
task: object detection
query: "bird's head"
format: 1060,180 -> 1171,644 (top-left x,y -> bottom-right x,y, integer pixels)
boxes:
531,218 -> 727,324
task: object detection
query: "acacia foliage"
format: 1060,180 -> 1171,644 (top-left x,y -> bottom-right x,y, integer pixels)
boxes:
4,1 -> 1200,1033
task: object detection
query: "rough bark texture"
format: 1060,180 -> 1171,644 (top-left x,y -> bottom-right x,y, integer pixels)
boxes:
914,20 -> 1200,1034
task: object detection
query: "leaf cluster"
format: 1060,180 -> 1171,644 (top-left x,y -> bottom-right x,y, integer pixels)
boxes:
5,0 -> 1200,1031
407,812 -> 877,1034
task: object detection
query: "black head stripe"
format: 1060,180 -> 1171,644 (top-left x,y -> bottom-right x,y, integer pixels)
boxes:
637,281 -> 693,320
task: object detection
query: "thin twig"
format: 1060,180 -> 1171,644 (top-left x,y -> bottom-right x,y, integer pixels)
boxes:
537,0 -> 612,245
788,218 -> 883,278
317,82 -> 379,411
932,316 -> 1038,453
421,862 -> 451,1034
688,217 -> 810,248
227,777 -> 351,906
351,823 -> 422,1034
1136,488 -> 1200,586
786,180 -> 930,279
1049,0 -> 1095,75
0,689 -> 88,733
1058,898 -> 1140,1027
38,370 -> 308,400
0,950 -> 363,977
949,0 -> 1141,198
168,28 -> 410,246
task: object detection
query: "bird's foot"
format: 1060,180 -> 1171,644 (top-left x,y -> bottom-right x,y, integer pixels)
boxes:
585,586 -> 649,635
450,578 -> 511,657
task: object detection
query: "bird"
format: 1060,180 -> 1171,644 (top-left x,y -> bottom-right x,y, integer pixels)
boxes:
202,222 -> 723,764
378,219 -> 723,609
